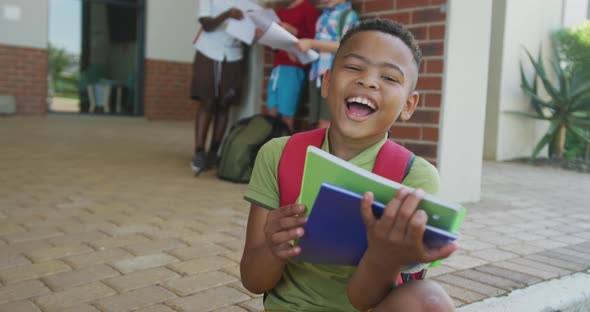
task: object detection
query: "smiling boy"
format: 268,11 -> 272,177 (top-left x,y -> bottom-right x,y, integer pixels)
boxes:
241,19 -> 457,312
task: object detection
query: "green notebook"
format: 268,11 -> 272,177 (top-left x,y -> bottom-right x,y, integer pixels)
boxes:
297,146 -> 466,266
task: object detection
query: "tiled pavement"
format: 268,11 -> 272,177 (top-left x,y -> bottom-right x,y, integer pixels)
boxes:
0,115 -> 589,312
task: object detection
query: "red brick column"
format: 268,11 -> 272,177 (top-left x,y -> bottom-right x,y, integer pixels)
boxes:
143,58 -> 196,120
361,0 -> 447,164
0,44 -> 48,115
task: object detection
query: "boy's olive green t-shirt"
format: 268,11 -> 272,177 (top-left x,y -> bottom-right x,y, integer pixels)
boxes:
244,133 -> 440,312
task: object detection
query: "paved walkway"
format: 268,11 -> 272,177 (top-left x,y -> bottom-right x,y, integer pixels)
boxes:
0,115 -> 588,312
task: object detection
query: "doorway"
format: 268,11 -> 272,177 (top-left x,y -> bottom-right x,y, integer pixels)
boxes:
48,0 -> 145,116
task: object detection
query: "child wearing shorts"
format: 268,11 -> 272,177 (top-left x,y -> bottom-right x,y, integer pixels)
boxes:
265,0 -> 319,132
190,0 -> 246,173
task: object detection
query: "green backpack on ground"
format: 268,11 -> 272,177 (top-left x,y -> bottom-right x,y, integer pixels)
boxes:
217,114 -> 290,183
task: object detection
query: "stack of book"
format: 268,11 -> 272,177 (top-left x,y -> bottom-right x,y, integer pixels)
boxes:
292,146 -> 466,267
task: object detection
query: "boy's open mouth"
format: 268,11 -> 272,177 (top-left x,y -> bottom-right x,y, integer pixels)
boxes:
346,96 -> 377,117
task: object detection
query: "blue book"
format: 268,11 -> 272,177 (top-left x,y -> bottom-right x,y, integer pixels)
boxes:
293,182 -> 459,266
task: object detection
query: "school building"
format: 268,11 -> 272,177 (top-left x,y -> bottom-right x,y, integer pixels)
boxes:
0,0 -> 588,203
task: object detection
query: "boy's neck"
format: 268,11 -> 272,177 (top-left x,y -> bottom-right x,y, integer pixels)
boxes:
327,129 -> 385,161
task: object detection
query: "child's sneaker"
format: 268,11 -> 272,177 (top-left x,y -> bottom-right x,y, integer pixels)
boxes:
191,151 -> 207,174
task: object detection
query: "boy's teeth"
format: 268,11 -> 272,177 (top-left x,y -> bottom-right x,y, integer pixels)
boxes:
347,97 -> 376,110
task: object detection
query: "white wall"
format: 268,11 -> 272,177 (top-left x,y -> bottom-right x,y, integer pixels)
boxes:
437,0 -> 492,203
563,0 -> 589,27
0,0 -> 48,48
483,0 -> 581,161
482,0 -> 505,161
145,0 -> 199,62
226,44 -> 264,134
239,45 -> 264,118
498,0 -> 563,161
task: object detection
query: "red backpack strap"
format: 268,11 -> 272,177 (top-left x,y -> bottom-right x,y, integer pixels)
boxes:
278,132 -> 425,281
373,139 -> 414,183
278,128 -> 327,207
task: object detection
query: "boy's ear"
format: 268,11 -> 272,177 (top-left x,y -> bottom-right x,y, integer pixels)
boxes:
320,70 -> 331,99
399,91 -> 420,121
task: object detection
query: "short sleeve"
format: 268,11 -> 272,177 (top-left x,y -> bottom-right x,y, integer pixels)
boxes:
243,137 -> 289,210
401,157 -> 440,196
196,0 -> 211,18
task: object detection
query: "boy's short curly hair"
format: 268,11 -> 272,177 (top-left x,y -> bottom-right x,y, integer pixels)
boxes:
339,18 -> 423,68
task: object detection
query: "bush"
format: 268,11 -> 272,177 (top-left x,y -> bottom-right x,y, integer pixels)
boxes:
554,22 -> 590,159
48,43 -> 79,97
554,22 -> 590,82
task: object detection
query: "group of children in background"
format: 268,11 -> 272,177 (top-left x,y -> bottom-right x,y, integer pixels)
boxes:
190,0 -> 358,173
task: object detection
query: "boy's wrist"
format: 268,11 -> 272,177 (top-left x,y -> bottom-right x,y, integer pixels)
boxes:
261,239 -> 291,265
363,248 -> 403,276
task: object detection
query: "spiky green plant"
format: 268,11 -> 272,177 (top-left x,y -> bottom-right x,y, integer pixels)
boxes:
517,40 -> 590,160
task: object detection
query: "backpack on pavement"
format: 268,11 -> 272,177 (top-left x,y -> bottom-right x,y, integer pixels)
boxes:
217,114 -> 290,183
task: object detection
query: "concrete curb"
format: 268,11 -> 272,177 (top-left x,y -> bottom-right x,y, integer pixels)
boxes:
457,270 -> 590,312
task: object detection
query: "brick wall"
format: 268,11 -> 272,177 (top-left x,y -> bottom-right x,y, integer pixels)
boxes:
143,59 -> 196,120
0,44 -> 48,115
360,0 -> 447,164
263,0 -> 447,164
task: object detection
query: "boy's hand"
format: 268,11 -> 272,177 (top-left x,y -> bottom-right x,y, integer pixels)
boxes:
296,39 -> 313,52
264,203 -> 308,260
360,188 -> 457,271
228,8 -> 244,20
